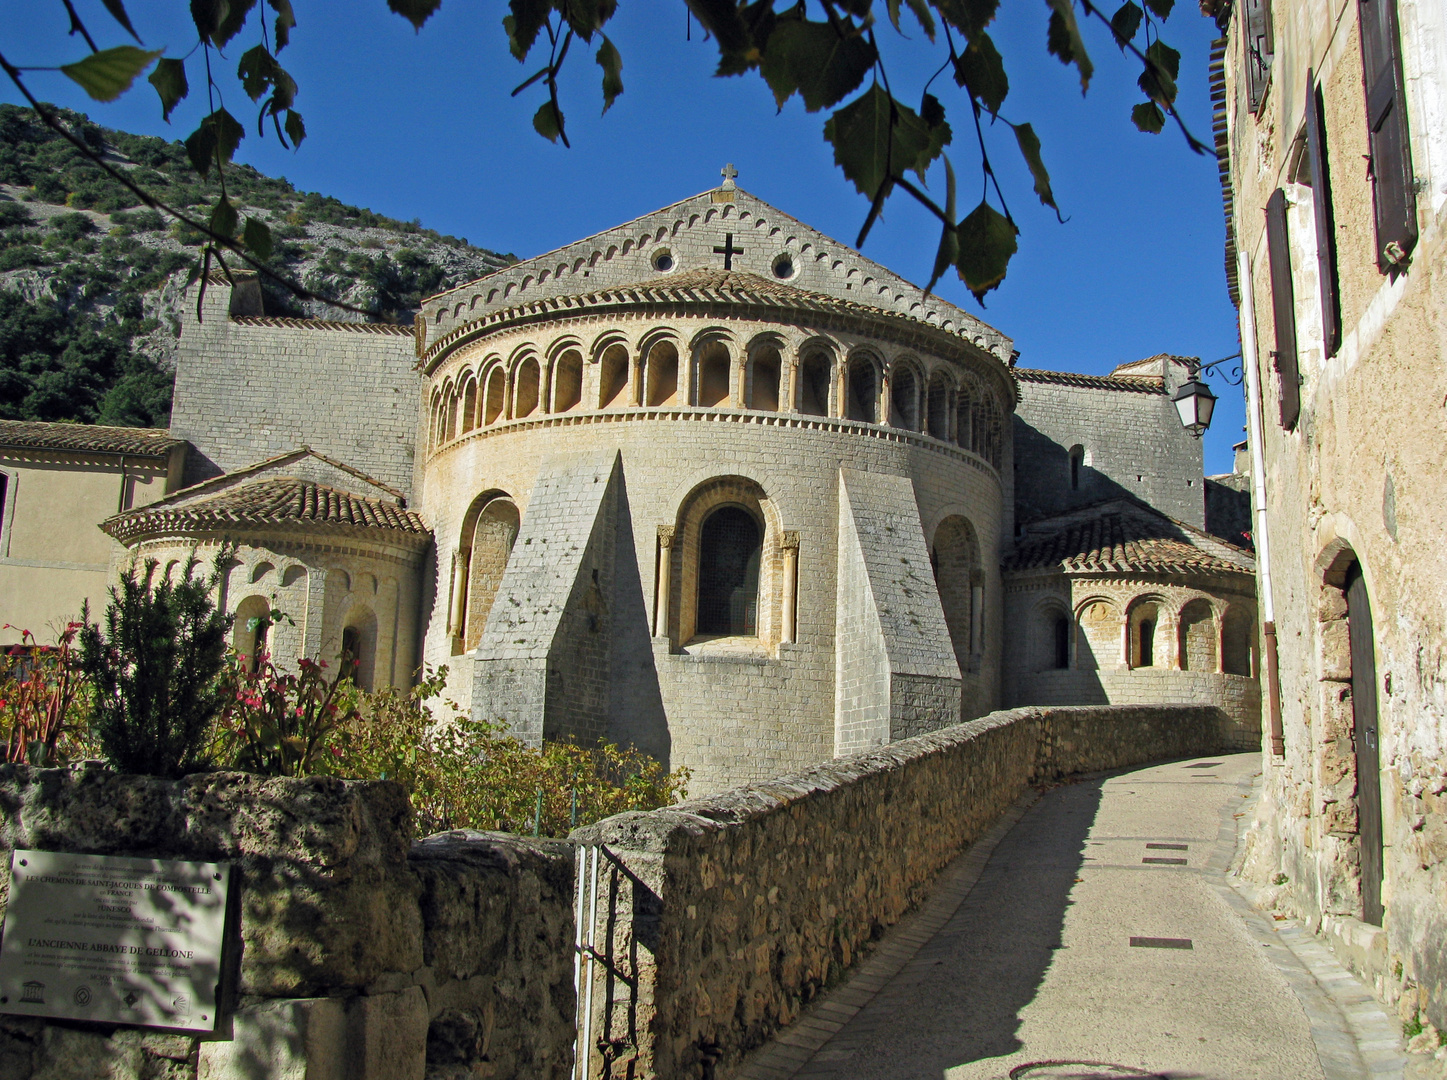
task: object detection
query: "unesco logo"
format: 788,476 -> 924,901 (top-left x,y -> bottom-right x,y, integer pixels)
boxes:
73,986 -> 93,1007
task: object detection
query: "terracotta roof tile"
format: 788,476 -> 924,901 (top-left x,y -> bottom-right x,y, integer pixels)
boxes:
1012,368 -> 1166,395
0,420 -> 184,458
104,477 -> 428,544
1006,501 -> 1253,577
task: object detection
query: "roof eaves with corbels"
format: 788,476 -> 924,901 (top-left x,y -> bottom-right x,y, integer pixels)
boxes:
418,268 -> 1018,408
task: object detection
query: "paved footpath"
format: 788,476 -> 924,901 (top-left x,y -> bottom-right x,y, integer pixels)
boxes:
732,753 -> 1410,1080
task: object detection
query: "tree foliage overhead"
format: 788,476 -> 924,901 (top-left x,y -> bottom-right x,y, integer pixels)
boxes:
1,0 -> 1205,311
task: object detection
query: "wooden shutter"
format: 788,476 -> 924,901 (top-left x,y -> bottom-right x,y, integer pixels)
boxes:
1358,0 -> 1417,270
1242,0 -> 1274,112
1305,73 -> 1341,357
1265,188 -> 1300,429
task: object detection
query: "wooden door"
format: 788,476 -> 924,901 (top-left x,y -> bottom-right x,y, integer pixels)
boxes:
1346,563 -> 1383,925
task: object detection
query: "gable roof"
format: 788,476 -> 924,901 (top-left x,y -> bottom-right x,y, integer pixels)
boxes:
0,420 -> 184,458
417,185 -> 1013,363
1005,498 -> 1254,577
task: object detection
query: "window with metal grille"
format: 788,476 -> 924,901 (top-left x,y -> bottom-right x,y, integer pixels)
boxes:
1358,0 -> 1417,271
696,506 -> 761,636
1242,0 -> 1274,113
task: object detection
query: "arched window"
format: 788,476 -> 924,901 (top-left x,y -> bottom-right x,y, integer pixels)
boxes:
890,364 -> 920,430
513,356 -> 541,418
599,343 -> 629,408
955,386 -> 973,450
696,340 -> 732,407
932,516 -> 981,674
461,378 -> 478,434
748,344 -> 781,411
553,349 -> 583,412
1069,445 -> 1084,491
696,506 -> 762,636
1130,601 -> 1160,668
1052,612 -> 1071,669
798,350 -> 832,416
443,384 -> 458,442
461,496 -> 520,651
846,355 -> 877,423
927,373 -> 952,440
645,341 -> 679,407
1178,598 -> 1217,671
340,608 -> 377,691
1222,605 -> 1256,675
341,626 -> 361,680
483,367 -> 506,425
232,595 -> 271,673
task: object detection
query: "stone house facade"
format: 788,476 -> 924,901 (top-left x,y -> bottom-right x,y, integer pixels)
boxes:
85,180 -> 1260,796
1209,0 -> 1447,1030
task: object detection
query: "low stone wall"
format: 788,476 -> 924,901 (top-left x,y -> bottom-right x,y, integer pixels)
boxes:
571,703 -> 1234,1078
0,765 -> 575,1080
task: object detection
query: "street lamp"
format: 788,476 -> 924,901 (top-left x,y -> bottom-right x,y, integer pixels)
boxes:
1172,352 -> 1241,438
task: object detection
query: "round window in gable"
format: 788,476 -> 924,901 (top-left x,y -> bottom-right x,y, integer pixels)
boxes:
652,249 -> 675,272
771,253 -> 796,280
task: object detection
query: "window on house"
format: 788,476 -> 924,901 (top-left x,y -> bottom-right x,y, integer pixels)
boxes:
1243,0 -> 1274,113
1358,0 -> 1417,270
341,626 -> 360,681
696,506 -> 761,636
1053,614 -> 1071,670
846,357 -> 877,423
1068,445 -> 1085,491
1305,73 -> 1342,357
1265,188 -> 1301,429
798,351 -> 831,416
1138,618 -> 1156,667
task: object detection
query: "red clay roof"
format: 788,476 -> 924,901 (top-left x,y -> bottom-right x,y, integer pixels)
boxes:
1006,501 -> 1254,577
104,477 -> 428,544
1012,368 -> 1166,395
0,420 -> 184,458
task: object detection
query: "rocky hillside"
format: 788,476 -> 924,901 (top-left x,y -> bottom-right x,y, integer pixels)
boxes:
0,104 -> 513,426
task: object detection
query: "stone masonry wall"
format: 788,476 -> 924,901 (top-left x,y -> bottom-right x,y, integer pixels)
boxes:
571,703 -> 1235,1079
0,766 -> 575,1080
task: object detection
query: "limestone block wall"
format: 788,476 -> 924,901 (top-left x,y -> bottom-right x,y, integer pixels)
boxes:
0,765 -> 575,1080
422,412 -> 1004,796
571,703 -> 1238,1079
1012,367 -> 1205,528
169,282 -> 420,497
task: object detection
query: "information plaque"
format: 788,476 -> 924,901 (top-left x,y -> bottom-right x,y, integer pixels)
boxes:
0,849 -> 229,1031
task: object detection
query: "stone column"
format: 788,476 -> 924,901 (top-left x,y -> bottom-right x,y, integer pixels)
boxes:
780,531 -> 799,644
448,551 -> 469,640
654,526 -> 675,639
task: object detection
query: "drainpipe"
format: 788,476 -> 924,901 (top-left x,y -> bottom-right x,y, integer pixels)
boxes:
1237,249 -> 1285,759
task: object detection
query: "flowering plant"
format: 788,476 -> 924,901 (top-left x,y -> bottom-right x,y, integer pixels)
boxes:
0,622 -> 91,766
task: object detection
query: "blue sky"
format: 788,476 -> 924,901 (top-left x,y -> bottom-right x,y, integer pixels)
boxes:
3,1 -> 1246,474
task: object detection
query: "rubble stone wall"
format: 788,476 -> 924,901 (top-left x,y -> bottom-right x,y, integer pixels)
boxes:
570,703 -> 1233,1079
0,766 -> 576,1080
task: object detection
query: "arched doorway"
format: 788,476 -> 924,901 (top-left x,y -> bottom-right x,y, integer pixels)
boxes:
1345,560 -> 1383,925
696,505 -> 762,636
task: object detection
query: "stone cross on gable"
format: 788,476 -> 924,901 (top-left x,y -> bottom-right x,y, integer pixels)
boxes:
720,163 -> 738,190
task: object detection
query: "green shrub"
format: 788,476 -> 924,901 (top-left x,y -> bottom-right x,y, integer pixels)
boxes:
50,211 -> 97,241
78,551 -> 231,777
0,201 -> 32,227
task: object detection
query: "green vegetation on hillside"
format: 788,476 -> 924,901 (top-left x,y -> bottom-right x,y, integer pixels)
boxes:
0,104 -> 510,427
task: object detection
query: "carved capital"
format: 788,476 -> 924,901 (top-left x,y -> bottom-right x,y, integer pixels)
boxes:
780,530 -> 800,552
658,525 -> 676,549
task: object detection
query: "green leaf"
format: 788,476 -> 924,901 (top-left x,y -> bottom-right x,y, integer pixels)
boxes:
504,0 -> 553,60
955,200 -> 1018,303
61,46 -> 162,104
533,100 -> 564,142
1138,40 -> 1180,107
689,0 -> 769,75
1045,0 -> 1094,93
210,196 -> 239,241
885,0 -> 937,40
1109,2 -> 1143,47
1144,0 -> 1174,17
1146,39 -> 1181,79
190,0 -> 227,42
389,0 -> 443,31
268,0 -> 296,51
925,157 -> 959,297
243,216 -> 273,260
1013,122 -> 1062,220
759,19 -> 876,113
283,109 -> 305,147
238,45 -> 273,101
1131,100 -> 1165,132
953,31 -> 1008,113
935,0 -> 1000,40
100,0 -> 142,42
148,58 -> 189,122
184,108 -> 244,177
596,34 -> 624,114
824,84 -> 947,199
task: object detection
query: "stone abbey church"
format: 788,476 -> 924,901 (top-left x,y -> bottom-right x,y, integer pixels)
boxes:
87,176 -> 1259,794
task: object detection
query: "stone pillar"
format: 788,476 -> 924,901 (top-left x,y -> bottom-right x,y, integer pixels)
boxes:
781,531 -> 800,644
302,566 -> 328,659
654,526 -> 675,639
448,551 -> 468,638
783,351 -> 798,414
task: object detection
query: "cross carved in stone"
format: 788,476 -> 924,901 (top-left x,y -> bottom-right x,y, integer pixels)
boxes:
713,233 -> 744,271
